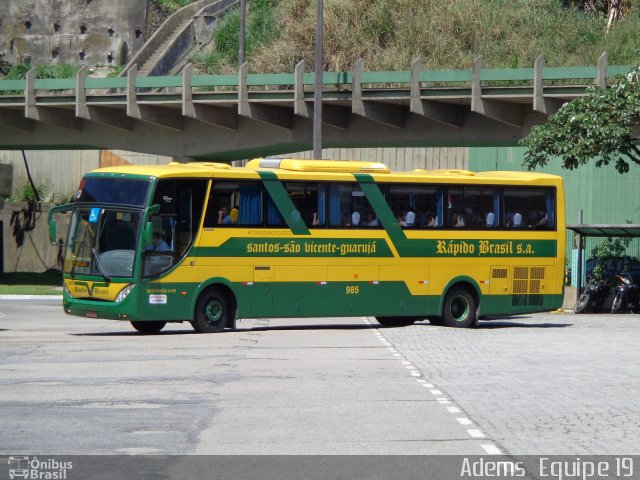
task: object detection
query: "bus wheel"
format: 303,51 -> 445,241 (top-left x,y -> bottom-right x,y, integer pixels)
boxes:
375,316 -> 416,327
130,321 -> 166,334
442,286 -> 477,328
193,289 -> 229,333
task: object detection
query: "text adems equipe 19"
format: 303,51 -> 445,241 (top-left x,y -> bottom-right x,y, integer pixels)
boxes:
460,457 -> 634,480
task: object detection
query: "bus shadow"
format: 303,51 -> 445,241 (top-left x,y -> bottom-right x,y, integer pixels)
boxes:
72,322 -> 380,336
235,323 -> 379,333
475,317 -> 573,329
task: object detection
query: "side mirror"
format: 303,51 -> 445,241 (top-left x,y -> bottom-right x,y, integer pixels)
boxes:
143,221 -> 154,247
49,219 -> 57,244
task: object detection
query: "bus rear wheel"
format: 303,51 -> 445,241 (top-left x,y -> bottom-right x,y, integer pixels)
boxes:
375,316 -> 416,328
442,286 -> 477,328
130,321 -> 166,334
193,289 -> 229,333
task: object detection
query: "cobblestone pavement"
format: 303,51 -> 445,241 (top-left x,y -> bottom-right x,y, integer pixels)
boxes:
377,313 -> 640,455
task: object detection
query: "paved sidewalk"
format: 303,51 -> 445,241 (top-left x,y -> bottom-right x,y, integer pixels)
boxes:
378,313 -> 640,455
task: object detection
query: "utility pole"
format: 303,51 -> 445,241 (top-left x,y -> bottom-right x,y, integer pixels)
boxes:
313,0 -> 323,159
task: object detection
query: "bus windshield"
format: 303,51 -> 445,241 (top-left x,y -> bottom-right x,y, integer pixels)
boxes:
74,177 -> 150,206
64,207 -> 141,279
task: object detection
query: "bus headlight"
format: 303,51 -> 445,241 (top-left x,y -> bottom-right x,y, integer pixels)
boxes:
115,284 -> 135,303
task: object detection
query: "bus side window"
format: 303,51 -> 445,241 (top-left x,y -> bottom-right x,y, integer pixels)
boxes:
286,182 -> 326,227
204,181 -> 264,227
503,187 -> 554,229
326,183 -> 375,228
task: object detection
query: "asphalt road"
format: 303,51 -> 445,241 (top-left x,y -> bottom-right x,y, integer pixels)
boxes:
0,298 -> 638,457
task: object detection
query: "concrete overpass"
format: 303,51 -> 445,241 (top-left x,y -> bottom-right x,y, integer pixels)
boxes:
0,54 -> 632,161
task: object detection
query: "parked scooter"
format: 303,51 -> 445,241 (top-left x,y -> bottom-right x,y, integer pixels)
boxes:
610,271 -> 640,313
574,275 -> 616,313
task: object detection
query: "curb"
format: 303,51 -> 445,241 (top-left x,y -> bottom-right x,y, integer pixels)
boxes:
0,295 -> 62,301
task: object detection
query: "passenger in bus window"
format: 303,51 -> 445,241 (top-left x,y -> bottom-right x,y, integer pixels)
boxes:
486,211 -> 495,227
404,207 -> 415,227
397,214 -> 407,227
424,213 -> 435,227
352,211 -> 361,226
535,211 -> 548,228
451,212 -> 465,227
218,206 -> 232,225
365,212 -> 378,227
229,205 -> 239,224
512,210 -> 522,227
505,217 -> 514,228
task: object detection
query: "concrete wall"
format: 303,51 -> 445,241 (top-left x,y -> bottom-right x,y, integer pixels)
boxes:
0,200 -> 69,273
0,0 -> 148,66
0,149 -> 173,200
280,147 -> 469,171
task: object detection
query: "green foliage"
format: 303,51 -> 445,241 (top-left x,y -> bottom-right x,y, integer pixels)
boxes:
9,183 -> 48,203
152,0 -> 197,14
192,0 -> 640,75
3,63 -> 81,80
192,0 -> 278,74
590,236 -> 633,281
521,66 -> 640,174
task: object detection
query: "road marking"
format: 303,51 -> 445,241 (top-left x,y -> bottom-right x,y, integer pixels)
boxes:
481,444 -> 503,455
371,320 -> 500,454
467,429 -> 485,438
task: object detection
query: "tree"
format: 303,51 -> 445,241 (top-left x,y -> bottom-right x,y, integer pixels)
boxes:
564,0 -> 629,33
521,66 -> 640,174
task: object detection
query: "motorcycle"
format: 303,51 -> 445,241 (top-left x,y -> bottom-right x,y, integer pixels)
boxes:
610,271 -> 640,313
574,274 -> 616,314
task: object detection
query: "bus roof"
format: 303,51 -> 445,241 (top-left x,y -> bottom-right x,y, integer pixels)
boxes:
87,158 -> 561,184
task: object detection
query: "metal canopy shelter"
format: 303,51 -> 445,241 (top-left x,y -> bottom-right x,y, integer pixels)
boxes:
567,224 -> 640,237
566,224 -> 640,295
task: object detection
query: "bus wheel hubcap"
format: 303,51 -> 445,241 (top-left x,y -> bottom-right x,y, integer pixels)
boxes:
204,300 -> 223,325
451,296 -> 469,322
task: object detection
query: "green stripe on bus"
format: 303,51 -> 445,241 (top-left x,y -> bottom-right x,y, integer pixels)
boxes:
193,236 -> 555,258
194,237 -> 394,257
258,171 -> 311,235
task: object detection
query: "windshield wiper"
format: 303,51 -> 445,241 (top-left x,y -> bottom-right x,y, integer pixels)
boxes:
92,248 -> 111,283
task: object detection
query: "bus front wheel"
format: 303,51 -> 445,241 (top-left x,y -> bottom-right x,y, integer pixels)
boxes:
193,289 -> 229,333
442,287 -> 477,328
130,321 -> 166,334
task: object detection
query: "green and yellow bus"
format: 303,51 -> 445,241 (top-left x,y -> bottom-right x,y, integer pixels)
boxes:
49,158 -> 565,333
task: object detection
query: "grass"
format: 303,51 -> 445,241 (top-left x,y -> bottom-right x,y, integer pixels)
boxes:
0,271 -> 63,296
151,0 -> 198,14
193,0 -> 640,75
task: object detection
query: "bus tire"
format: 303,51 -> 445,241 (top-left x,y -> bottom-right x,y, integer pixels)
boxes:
130,321 -> 166,334
442,286 -> 477,328
375,316 -> 416,327
193,289 -> 229,333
